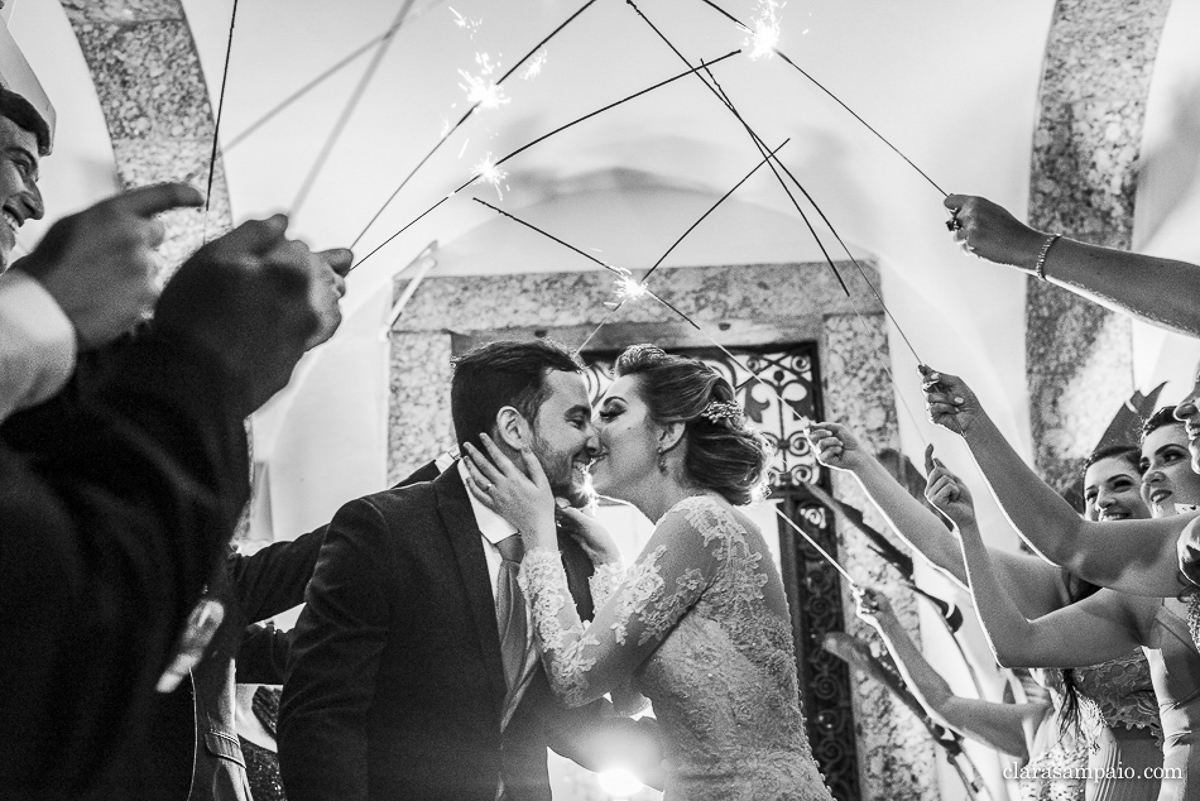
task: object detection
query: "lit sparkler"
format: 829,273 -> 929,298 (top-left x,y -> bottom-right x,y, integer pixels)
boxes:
745,0 -> 783,60
471,153 -> 509,199
458,53 -> 510,110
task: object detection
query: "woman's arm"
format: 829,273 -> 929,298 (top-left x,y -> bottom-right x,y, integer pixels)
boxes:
857,588 -> 1047,760
926,458 -> 1142,668
809,422 -> 1065,618
922,366 -> 1187,596
947,193 -> 1200,339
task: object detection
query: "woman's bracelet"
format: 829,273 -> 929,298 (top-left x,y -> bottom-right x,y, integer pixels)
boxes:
1034,233 -> 1062,282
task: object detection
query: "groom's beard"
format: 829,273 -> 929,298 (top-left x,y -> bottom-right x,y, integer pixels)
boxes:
531,432 -> 593,508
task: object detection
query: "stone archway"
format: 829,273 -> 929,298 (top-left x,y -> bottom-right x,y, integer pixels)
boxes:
58,0 -> 232,273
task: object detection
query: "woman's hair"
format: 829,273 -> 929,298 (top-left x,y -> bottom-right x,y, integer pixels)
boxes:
1059,444 -> 1140,736
1141,405 -> 1180,444
1083,443 -> 1140,475
614,344 -> 773,505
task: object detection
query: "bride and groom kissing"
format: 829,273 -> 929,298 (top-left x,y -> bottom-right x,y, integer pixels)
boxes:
277,339 -> 835,801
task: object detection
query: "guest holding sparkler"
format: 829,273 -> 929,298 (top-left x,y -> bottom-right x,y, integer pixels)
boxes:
808,424 -> 1162,800
920,369 -> 1200,800
943,194 -> 1200,339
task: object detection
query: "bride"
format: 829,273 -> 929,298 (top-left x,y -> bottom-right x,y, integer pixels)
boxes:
462,344 -> 834,800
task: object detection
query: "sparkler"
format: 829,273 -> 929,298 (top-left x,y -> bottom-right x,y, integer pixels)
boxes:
350,0 -> 603,250
745,0 -> 783,60
350,50 -> 742,272
695,0 -> 947,197
457,53 -> 510,109
471,153 -> 509,199
291,0 -> 418,218
201,0 -> 240,243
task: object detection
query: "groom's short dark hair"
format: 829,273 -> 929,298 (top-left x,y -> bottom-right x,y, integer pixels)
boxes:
450,339 -> 582,452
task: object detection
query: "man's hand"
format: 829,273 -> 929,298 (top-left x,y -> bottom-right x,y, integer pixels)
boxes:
154,214 -> 351,415
944,194 -> 1045,270
14,183 -> 203,349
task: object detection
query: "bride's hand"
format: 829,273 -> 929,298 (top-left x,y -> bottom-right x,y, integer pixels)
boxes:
462,433 -> 557,550
559,506 -> 621,566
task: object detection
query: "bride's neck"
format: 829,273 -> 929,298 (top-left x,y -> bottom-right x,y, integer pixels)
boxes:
625,472 -> 710,523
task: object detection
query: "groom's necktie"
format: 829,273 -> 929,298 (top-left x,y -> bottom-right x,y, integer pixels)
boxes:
495,534 -> 528,695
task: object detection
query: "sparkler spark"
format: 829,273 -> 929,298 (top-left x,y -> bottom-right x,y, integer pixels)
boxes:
614,274 -> 648,301
745,0 -> 783,60
449,7 -> 483,38
458,52 -> 510,109
472,153 -> 509,199
522,49 -> 548,80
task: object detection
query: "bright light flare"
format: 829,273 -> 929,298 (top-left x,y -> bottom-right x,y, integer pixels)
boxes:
458,52 -> 510,109
745,0 -> 784,60
614,274 -> 648,301
472,153 -> 509,199
597,768 -> 645,798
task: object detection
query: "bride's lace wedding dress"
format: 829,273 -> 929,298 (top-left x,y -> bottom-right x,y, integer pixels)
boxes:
519,495 -> 835,800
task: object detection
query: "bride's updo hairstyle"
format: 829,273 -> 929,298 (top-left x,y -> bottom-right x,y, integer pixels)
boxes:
614,344 -> 773,505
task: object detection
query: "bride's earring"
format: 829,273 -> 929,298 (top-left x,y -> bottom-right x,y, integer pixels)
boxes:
657,445 -> 667,473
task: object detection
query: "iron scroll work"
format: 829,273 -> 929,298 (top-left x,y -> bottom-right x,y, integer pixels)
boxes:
582,343 -> 861,801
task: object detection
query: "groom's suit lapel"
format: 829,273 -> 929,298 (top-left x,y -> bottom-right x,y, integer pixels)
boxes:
433,467 -> 507,717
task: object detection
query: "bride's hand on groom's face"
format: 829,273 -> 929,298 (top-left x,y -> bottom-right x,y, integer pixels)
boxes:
462,434 -> 558,548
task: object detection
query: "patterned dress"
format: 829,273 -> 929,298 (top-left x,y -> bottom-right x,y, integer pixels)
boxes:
519,495 -> 833,800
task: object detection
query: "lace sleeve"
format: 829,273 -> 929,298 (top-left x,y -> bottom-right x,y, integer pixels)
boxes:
518,498 -> 725,707
589,562 -> 625,609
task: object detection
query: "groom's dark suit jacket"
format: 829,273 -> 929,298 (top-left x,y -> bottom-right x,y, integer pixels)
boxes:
278,466 -> 661,801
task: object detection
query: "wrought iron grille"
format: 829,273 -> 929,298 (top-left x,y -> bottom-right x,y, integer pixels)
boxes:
582,342 -> 860,800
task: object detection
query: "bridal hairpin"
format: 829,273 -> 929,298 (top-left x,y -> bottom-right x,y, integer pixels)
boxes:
701,400 -> 742,424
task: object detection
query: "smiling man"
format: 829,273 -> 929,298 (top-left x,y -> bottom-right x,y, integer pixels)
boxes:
0,87 -> 48,269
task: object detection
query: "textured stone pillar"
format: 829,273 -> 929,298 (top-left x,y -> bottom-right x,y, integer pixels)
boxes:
59,0 -> 232,275
1026,0 -> 1172,487
823,312 -> 937,801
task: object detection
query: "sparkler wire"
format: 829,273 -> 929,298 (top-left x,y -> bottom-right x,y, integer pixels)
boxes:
350,49 -> 742,272
624,0 -> 850,296
643,138 -> 789,285
202,0 -> 240,241
291,0 -> 418,218
623,1 -> 930,444
350,0 -> 603,249
694,0 -> 947,197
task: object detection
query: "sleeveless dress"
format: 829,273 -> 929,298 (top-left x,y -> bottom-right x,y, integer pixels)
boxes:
519,495 -> 834,800
1142,598 -> 1200,801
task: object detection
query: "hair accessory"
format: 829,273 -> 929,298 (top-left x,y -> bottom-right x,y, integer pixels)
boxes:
1034,233 -> 1062,282
701,400 -> 743,424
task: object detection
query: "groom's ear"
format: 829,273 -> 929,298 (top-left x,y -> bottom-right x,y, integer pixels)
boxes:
494,406 -> 533,451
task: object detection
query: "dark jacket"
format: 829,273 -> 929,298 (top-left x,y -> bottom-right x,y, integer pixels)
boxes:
279,466 -> 662,801
0,333 -> 250,800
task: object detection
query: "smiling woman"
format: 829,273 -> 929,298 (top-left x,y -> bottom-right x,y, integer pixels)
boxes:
1141,407 -> 1200,517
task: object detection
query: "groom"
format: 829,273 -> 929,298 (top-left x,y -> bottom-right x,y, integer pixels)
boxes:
278,339 -> 662,801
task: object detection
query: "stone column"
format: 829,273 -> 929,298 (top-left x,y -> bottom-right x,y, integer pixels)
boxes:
1025,0 -> 1172,488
